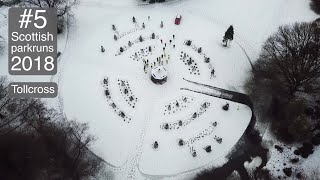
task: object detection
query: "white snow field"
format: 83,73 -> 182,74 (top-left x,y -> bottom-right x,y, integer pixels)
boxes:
0,0 -> 318,179
60,3 -> 254,175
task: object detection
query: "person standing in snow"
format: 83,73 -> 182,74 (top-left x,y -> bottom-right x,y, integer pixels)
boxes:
139,36 -> 143,42
132,16 -> 136,23
148,16 -> 150,20
192,66 -> 197,72
160,21 -> 164,28
188,58 -> 192,65
144,64 -> 147,73
101,46 -> 105,53
142,22 -> 145,29
210,68 -> 215,79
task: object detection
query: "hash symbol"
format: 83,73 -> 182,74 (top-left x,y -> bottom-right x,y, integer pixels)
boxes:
19,9 -> 33,28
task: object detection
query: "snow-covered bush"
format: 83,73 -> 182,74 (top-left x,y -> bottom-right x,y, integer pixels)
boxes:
186,40 -> 192,46
222,103 -> 229,111
204,145 -> 211,152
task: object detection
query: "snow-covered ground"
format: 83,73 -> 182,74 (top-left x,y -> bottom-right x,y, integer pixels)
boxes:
0,0 -> 318,179
61,7 -> 252,175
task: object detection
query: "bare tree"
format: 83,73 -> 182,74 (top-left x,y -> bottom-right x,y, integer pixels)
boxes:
21,0 -> 78,33
253,22 -> 320,97
245,22 -> 319,142
0,76 -> 103,180
310,0 -> 320,15
0,77 -> 39,135
22,0 -> 78,17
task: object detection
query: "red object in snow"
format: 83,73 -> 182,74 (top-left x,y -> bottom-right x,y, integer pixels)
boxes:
175,15 -> 182,25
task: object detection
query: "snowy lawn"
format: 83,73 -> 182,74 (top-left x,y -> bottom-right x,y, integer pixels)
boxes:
61,4 -> 253,175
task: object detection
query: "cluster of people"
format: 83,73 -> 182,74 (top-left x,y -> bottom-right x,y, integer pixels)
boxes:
142,34 -> 178,73
118,80 -> 137,109
182,53 -> 200,74
164,96 -> 192,116
141,33 -> 177,74
142,52 -> 170,73
160,34 -> 176,51
103,78 -> 132,123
